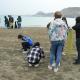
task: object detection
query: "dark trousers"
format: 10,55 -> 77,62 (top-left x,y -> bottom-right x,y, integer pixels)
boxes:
22,42 -> 31,51
29,60 -> 40,66
76,38 -> 80,61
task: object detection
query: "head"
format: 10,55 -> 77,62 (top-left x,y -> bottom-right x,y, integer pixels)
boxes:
33,42 -> 40,47
4,16 -> 6,18
18,16 -> 21,18
18,34 -> 23,39
54,11 -> 62,19
8,15 -> 11,18
62,17 -> 67,21
76,16 -> 80,24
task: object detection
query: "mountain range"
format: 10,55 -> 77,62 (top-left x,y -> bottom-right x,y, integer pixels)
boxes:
32,7 -> 80,18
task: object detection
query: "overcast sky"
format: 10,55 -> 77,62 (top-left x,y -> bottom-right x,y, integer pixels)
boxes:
0,0 -> 80,15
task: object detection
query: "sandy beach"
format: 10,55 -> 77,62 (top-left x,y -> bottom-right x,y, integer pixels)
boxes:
0,27 -> 80,80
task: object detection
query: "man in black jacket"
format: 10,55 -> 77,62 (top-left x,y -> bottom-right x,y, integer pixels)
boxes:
72,16 -> 80,64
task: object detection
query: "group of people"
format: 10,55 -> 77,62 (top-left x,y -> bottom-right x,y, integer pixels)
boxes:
17,11 -> 80,72
18,34 -> 45,67
4,15 -> 22,29
47,11 -> 80,72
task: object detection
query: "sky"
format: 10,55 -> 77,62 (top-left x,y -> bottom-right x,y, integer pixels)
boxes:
0,0 -> 80,15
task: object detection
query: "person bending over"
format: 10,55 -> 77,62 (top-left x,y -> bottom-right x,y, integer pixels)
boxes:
18,34 -> 33,53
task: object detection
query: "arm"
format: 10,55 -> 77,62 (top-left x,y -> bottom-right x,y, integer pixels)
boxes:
72,24 -> 80,30
40,48 -> 45,58
47,22 -> 51,29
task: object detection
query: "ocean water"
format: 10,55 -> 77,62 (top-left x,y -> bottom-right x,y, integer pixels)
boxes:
0,15 -> 75,28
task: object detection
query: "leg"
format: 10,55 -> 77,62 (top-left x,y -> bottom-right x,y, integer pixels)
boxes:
53,41 -> 64,72
22,42 -> 30,51
56,41 -> 64,66
34,60 -> 40,67
50,41 -> 57,65
29,60 -> 40,67
76,38 -> 80,61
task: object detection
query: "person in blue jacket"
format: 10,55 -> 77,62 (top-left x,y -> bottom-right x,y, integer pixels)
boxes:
18,34 -> 33,53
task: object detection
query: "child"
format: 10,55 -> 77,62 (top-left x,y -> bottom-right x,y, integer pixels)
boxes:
27,42 -> 45,67
18,34 -> 33,53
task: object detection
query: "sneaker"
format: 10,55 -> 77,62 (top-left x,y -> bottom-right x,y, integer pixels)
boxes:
52,63 -> 60,67
75,59 -> 80,62
34,64 -> 39,67
54,67 -> 59,72
48,65 -> 53,70
29,64 -> 32,67
22,51 -> 27,54
73,61 -> 80,64
62,52 -> 66,55
58,63 -> 60,67
52,63 -> 56,67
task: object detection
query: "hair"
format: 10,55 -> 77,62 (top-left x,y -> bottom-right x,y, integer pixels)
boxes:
33,42 -> 40,47
76,16 -> 80,24
18,34 -> 23,39
54,11 -> 62,18
62,17 -> 66,21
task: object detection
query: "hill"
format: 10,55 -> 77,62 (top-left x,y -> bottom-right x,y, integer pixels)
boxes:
32,11 -> 53,17
61,7 -> 80,18
33,7 -> 80,18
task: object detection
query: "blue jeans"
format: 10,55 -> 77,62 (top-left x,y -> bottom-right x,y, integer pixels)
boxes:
50,40 -> 64,66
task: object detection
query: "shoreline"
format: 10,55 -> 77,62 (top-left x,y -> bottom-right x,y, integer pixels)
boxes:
0,25 -> 47,29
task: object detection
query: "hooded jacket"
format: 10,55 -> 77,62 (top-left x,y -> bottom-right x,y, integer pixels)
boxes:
48,18 -> 68,41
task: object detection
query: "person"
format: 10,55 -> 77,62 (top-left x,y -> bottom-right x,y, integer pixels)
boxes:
48,11 -> 68,72
47,22 -> 51,39
18,34 -> 33,53
27,42 -> 45,67
17,16 -> 22,28
62,17 -> 69,28
62,17 -> 69,55
72,16 -> 80,64
15,21 -> 17,29
4,16 -> 9,28
8,15 -> 14,29
47,22 -> 51,29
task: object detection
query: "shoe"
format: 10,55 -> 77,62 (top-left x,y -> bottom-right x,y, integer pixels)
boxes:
62,52 -> 66,55
73,61 -> 80,64
29,64 -> 32,67
52,63 -> 56,67
75,59 -> 80,62
22,51 -> 27,54
58,63 -> 60,67
54,67 -> 59,72
48,65 -> 53,70
34,64 -> 39,67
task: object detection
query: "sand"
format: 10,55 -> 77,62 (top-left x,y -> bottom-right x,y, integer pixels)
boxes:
0,27 -> 80,80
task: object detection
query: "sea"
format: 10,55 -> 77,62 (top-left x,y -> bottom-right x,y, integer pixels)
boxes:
0,15 -> 75,28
